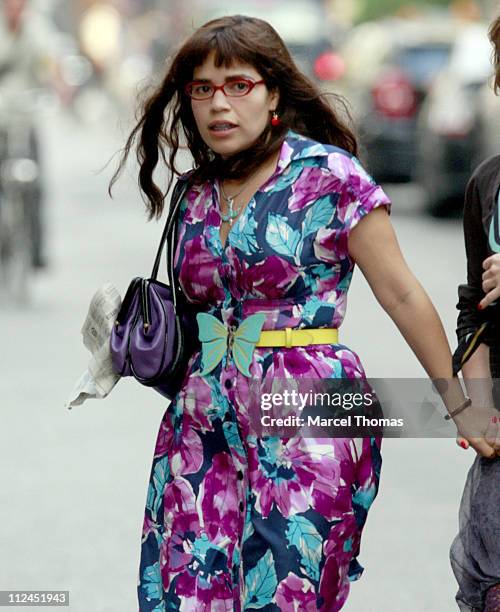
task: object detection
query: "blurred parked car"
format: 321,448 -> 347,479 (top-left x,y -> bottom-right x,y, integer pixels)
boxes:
415,23 -> 498,216
341,18 -> 458,183
191,0 -> 346,85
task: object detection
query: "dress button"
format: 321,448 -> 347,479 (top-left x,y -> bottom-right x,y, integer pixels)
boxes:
237,470 -> 244,480
239,501 -> 244,512
224,379 -> 232,389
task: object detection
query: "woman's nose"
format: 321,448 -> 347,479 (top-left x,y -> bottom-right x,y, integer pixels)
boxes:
210,89 -> 231,110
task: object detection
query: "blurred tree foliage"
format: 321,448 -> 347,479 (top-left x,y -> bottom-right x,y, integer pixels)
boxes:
357,0 -> 451,22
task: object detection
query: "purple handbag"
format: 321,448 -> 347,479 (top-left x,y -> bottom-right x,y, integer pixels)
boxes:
110,178 -> 199,400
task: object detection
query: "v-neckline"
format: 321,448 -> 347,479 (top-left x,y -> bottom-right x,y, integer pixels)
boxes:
214,162 -> 281,251
215,182 -> 254,251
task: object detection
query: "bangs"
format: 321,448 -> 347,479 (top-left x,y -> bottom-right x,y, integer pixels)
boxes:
176,16 -> 269,84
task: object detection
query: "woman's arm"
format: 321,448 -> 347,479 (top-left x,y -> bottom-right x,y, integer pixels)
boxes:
348,208 -> 452,379
348,207 -> 496,457
462,343 -> 491,379
455,173 -> 489,347
456,168 -> 500,452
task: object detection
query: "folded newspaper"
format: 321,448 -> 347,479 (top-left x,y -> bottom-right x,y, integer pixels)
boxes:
66,283 -> 122,409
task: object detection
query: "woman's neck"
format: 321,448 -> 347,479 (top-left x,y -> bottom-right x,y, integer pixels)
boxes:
222,149 -> 280,192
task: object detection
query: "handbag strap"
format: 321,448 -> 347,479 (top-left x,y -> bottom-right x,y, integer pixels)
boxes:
150,177 -> 190,309
151,178 -> 188,280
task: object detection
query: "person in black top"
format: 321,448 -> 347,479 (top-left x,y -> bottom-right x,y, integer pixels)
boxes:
450,14 -> 500,612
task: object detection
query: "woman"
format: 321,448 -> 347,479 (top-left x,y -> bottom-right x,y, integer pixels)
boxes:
110,15 -> 494,611
451,15 -> 500,612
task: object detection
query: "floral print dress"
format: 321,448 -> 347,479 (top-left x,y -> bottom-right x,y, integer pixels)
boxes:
138,130 -> 392,611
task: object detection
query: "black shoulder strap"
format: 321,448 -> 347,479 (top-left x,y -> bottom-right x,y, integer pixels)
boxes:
151,178 -> 189,283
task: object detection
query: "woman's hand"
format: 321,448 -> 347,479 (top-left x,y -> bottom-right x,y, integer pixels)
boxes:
455,402 -> 500,458
455,391 -> 500,458
456,343 -> 499,456
479,253 -> 500,310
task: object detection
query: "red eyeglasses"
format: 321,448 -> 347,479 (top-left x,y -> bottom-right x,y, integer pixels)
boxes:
184,78 -> 265,100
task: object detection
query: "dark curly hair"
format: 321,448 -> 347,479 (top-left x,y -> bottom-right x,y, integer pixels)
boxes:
109,14 -> 358,220
490,14 -> 500,94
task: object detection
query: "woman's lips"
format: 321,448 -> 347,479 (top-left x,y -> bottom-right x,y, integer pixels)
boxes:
209,122 -> 237,136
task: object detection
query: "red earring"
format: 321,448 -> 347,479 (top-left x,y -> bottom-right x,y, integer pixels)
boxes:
271,112 -> 281,127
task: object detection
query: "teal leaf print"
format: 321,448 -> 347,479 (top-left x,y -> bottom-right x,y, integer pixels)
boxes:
286,515 -> 322,582
303,264 -> 335,293
336,272 -> 353,292
142,561 -> 163,601
303,196 -> 335,237
233,545 -> 241,568
211,385 -> 230,414
314,263 -> 335,279
231,210 -> 259,253
271,162 -> 304,191
300,142 -> 330,158
206,225 -> 224,256
324,357 -> 344,377
244,549 -> 278,608
146,456 -> 170,520
223,421 -> 246,459
265,213 -> 301,259
302,295 -> 334,325
352,483 -> 377,510
272,158 -> 319,191
242,515 -> 255,544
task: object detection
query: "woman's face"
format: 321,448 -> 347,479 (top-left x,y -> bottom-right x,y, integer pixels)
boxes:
190,51 -> 279,159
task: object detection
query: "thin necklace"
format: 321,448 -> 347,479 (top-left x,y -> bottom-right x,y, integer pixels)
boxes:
219,165 -> 264,225
219,181 -> 246,224
218,153 -> 280,225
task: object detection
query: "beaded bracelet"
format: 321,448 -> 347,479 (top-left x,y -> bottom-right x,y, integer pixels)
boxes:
444,397 -> 472,421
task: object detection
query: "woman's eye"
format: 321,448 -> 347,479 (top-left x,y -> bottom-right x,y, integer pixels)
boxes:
192,84 -> 211,95
230,81 -> 250,93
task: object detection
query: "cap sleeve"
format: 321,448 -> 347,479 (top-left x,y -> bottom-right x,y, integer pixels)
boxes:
336,155 -> 392,236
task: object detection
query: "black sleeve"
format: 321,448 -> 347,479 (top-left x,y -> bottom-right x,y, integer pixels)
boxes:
456,174 -> 489,343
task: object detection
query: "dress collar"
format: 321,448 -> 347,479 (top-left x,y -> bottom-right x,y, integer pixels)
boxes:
183,129 -> 330,189
276,129 -> 333,174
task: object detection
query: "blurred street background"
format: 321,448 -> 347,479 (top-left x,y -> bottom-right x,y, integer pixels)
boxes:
0,0 -> 499,610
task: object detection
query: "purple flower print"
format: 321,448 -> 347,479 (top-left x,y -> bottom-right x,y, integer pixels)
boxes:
179,237 -> 225,305
275,573 -> 317,609
183,184 -> 211,224
160,478 -> 234,605
288,166 -> 342,213
199,453 -> 241,540
248,437 -> 344,520
240,256 -> 298,299
313,226 -> 344,265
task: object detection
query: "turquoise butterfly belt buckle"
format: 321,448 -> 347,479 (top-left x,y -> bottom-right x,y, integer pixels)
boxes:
196,312 -> 266,377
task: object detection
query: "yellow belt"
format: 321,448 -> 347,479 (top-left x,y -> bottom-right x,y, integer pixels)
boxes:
256,327 -> 339,349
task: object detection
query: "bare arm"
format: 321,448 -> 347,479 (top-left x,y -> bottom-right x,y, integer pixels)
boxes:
462,343 -> 491,379
348,208 -> 496,457
348,208 -> 452,379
